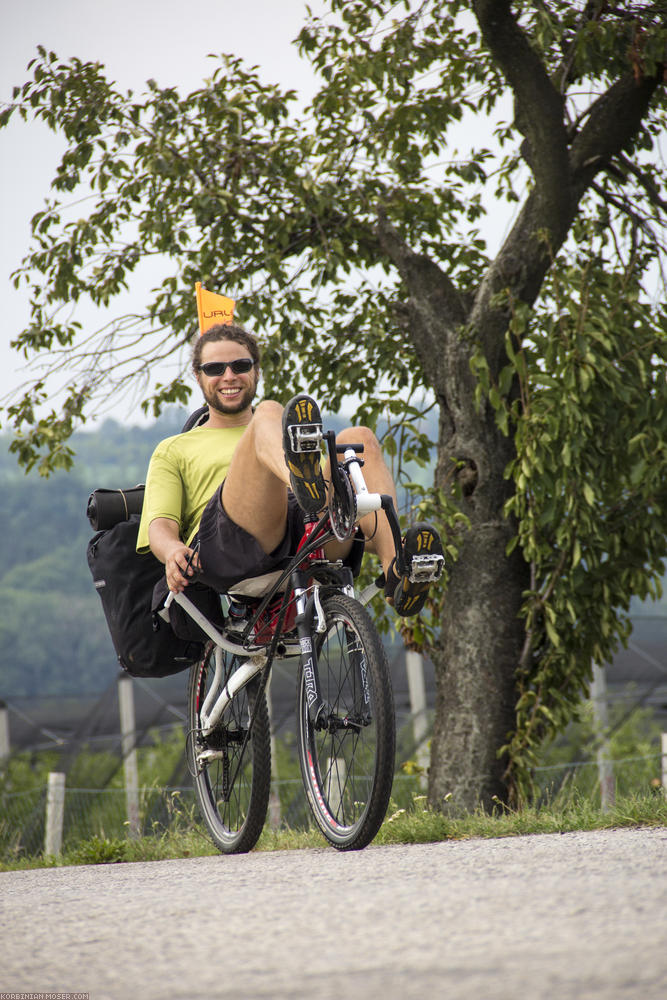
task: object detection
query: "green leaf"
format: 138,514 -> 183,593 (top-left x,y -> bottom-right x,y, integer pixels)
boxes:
582,482 -> 595,506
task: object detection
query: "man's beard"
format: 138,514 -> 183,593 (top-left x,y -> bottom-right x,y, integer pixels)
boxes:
204,378 -> 257,415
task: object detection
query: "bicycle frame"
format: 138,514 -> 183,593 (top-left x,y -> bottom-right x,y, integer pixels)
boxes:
165,431 -> 406,738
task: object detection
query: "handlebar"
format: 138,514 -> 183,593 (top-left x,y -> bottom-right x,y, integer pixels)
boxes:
335,442 -> 364,454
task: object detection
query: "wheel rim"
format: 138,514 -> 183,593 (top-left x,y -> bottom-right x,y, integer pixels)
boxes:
304,611 -> 379,834
192,654 -> 257,843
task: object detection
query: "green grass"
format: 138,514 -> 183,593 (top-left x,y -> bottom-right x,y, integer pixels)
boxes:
1,790 -> 665,871
2,703 -> 664,872
374,790 -> 667,844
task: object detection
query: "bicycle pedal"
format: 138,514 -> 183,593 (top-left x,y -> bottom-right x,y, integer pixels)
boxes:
287,423 -> 322,453
408,553 -> 445,584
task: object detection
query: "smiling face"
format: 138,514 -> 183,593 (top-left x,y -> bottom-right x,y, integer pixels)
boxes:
196,338 -> 260,424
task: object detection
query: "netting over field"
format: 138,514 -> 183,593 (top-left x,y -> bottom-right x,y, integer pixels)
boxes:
1,662 -> 665,862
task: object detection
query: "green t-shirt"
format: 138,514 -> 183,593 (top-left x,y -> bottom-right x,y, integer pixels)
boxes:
137,424 -> 248,552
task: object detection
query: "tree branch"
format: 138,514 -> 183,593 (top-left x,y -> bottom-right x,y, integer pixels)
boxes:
374,210 -> 469,384
473,0 -> 570,197
615,152 -> 667,213
376,212 -> 468,313
550,1 -> 609,96
570,70 -> 664,195
590,179 -> 659,243
469,9 -> 664,365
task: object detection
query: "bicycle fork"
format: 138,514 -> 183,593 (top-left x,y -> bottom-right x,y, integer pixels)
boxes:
293,571 -> 372,732
294,576 -> 328,730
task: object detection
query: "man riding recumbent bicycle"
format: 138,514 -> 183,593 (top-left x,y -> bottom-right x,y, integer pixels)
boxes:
97,323 -> 444,852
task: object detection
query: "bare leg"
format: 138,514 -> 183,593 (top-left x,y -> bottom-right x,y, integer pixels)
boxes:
325,425 -> 398,576
222,402 -> 399,573
221,400 -> 292,554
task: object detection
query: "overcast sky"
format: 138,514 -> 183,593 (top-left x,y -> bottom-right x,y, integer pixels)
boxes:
0,0 -> 326,425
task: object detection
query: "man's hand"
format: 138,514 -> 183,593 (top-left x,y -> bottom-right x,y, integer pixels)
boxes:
148,517 -> 200,593
164,542 -> 200,593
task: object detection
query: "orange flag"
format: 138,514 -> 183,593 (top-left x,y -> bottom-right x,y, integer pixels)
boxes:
195,281 -> 235,334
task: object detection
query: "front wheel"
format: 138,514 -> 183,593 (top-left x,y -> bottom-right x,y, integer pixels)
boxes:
187,644 -> 271,854
296,593 -> 395,850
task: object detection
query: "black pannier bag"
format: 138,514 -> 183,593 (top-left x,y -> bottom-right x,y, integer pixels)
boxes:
87,510 -> 204,678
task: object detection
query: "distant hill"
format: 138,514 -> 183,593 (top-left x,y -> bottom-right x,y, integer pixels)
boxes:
0,409 -> 190,697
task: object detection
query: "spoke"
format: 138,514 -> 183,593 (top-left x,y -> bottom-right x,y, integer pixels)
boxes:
311,615 -> 376,825
297,593 -> 393,850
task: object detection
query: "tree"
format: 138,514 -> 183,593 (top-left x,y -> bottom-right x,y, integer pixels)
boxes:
3,0 -> 667,807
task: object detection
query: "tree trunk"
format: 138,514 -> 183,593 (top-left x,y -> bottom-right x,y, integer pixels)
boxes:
429,518 -> 528,811
427,359 -> 529,811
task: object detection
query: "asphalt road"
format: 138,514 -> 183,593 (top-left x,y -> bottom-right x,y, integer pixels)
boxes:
1,827 -> 666,1000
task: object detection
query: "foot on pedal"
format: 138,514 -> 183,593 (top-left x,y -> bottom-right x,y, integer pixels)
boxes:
282,394 -> 327,514
383,523 -> 444,616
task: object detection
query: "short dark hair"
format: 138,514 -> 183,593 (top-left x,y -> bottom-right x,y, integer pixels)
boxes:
192,323 -> 261,375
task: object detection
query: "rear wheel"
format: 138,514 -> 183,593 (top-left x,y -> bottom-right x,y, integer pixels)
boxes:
187,644 -> 271,854
296,593 -> 395,850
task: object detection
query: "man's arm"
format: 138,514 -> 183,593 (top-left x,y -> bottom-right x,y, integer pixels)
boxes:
148,517 -> 200,594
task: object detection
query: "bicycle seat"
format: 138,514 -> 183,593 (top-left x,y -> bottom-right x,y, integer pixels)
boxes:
226,569 -> 286,599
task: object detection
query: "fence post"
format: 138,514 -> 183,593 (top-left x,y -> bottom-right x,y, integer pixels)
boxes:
662,733 -> 667,798
118,673 -> 141,838
45,771 -> 66,857
0,700 -> 9,764
590,662 -> 615,811
406,651 -> 429,789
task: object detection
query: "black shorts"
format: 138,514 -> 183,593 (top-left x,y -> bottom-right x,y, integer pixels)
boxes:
195,484 -> 364,594
196,485 -> 307,594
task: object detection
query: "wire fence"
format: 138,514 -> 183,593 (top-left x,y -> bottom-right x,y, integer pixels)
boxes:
1,785 -> 187,858
2,661 -> 666,863
2,744 -> 665,864
0,724 -> 433,862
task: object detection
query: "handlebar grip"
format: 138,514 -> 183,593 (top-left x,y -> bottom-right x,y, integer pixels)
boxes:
335,443 -> 364,454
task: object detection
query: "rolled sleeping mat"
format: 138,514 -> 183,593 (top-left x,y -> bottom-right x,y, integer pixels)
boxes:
86,485 -> 145,531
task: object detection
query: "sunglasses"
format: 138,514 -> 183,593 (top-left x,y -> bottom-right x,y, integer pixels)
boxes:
198,358 -> 255,377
